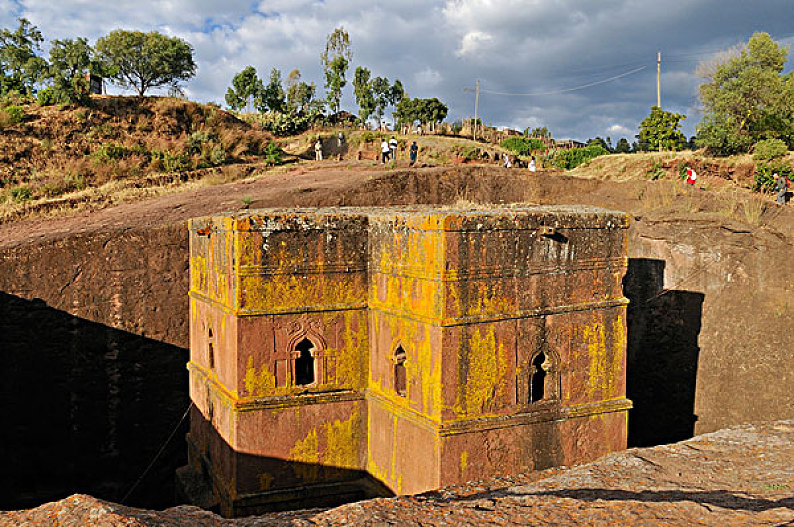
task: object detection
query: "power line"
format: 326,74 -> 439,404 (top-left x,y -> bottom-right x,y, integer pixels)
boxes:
478,65 -> 648,97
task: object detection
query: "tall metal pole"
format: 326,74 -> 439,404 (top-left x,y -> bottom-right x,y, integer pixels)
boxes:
657,52 -> 661,108
473,79 -> 480,142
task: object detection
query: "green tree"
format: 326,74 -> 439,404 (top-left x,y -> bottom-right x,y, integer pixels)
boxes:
285,69 -> 316,113
390,79 -> 405,123
614,137 -> 631,153
697,32 -> 794,155
95,30 -> 196,96
0,18 -> 46,95
395,97 -> 447,131
637,106 -> 687,151
526,126 -> 551,139
262,68 -> 285,112
371,76 -> 392,128
46,37 -> 106,104
587,136 -> 612,152
352,66 -> 375,124
320,27 -> 352,114
225,66 -> 263,111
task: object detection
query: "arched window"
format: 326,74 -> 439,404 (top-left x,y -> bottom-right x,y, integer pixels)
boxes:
530,351 -> 547,403
294,338 -> 316,386
208,327 -> 215,370
394,345 -> 407,397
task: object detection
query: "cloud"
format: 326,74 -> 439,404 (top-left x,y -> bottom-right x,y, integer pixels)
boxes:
455,31 -> 493,57
608,124 -> 632,137
414,67 -> 443,90
2,0 -> 793,139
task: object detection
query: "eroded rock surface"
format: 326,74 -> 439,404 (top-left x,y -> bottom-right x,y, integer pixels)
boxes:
3,420 -> 792,526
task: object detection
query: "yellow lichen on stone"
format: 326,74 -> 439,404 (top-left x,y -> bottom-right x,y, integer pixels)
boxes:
454,326 -> 507,417
324,409 -> 361,470
584,315 -> 608,398
289,428 -> 320,483
460,450 -> 468,476
337,311 -> 369,389
243,356 -> 276,397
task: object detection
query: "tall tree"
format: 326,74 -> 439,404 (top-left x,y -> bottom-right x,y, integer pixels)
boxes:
46,37 -> 105,104
527,126 -> 551,139
262,68 -> 285,112
614,137 -> 631,153
225,66 -> 263,111
371,76 -> 391,128
285,69 -> 316,113
697,32 -> 794,155
352,66 -> 375,123
0,18 -> 46,95
95,30 -> 196,96
320,27 -> 352,114
637,106 -> 686,151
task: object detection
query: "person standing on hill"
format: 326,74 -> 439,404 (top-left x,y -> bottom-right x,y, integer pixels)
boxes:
775,173 -> 789,205
314,138 -> 323,161
389,136 -> 398,161
380,138 -> 390,163
409,141 -> 418,166
685,167 -> 697,185
529,156 -> 537,172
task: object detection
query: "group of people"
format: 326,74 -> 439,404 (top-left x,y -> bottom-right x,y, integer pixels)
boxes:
314,134 -> 420,166
378,137 -> 419,165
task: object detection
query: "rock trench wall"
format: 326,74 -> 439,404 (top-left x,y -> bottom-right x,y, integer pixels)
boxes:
1,168 -> 791,510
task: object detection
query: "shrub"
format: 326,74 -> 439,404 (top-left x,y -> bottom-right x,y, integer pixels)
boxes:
754,160 -> 793,192
92,143 -> 129,161
1,105 -> 26,125
547,145 -> 609,170
458,145 -> 479,161
753,138 -> 788,161
241,111 -> 314,136
37,87 -> 57,107
209,144 -> 227,165
10,186 -> 32,202
501,136 -> 545,156
187,131 -> 213,153
646,160 -> 665,180
263,142 -> 283,165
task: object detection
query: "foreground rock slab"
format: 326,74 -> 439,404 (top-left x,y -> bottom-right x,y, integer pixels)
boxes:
3,420 -> 792,526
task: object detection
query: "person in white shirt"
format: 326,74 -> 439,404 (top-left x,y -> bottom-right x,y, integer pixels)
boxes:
314,138 -> 323,161
389,136 -> 398,160
381,139 -> 390,163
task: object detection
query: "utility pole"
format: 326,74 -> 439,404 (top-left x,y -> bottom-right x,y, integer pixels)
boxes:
656,51 -> 661,108
473,79 -> 480,142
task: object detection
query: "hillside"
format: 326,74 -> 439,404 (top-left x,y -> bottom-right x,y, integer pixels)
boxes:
0,96 -> 278,222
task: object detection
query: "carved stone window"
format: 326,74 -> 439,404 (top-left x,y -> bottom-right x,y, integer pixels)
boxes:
208,327 -> 215,370
527,349 -> 559,404
294,338 -> 316,386
393,345 -> 407,397
530,351 -> 547,402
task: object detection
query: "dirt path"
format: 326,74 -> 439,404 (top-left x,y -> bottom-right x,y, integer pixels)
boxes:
0,161 -> 393,248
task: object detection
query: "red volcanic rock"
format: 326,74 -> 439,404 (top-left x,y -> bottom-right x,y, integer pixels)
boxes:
3,420 -> 792,526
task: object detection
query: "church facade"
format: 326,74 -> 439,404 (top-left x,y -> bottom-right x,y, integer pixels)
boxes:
182,206 -> 632,516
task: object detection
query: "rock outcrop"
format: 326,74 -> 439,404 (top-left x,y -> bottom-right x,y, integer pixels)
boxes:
3,420 -> 792,526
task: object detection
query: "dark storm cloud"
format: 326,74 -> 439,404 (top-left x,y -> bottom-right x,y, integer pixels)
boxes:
1,0 -> 792,141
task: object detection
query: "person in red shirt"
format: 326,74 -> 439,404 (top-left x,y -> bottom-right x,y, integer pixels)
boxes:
685,167 -> 697,185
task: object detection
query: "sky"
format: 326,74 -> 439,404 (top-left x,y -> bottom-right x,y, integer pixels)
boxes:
2,0 -> 793,142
